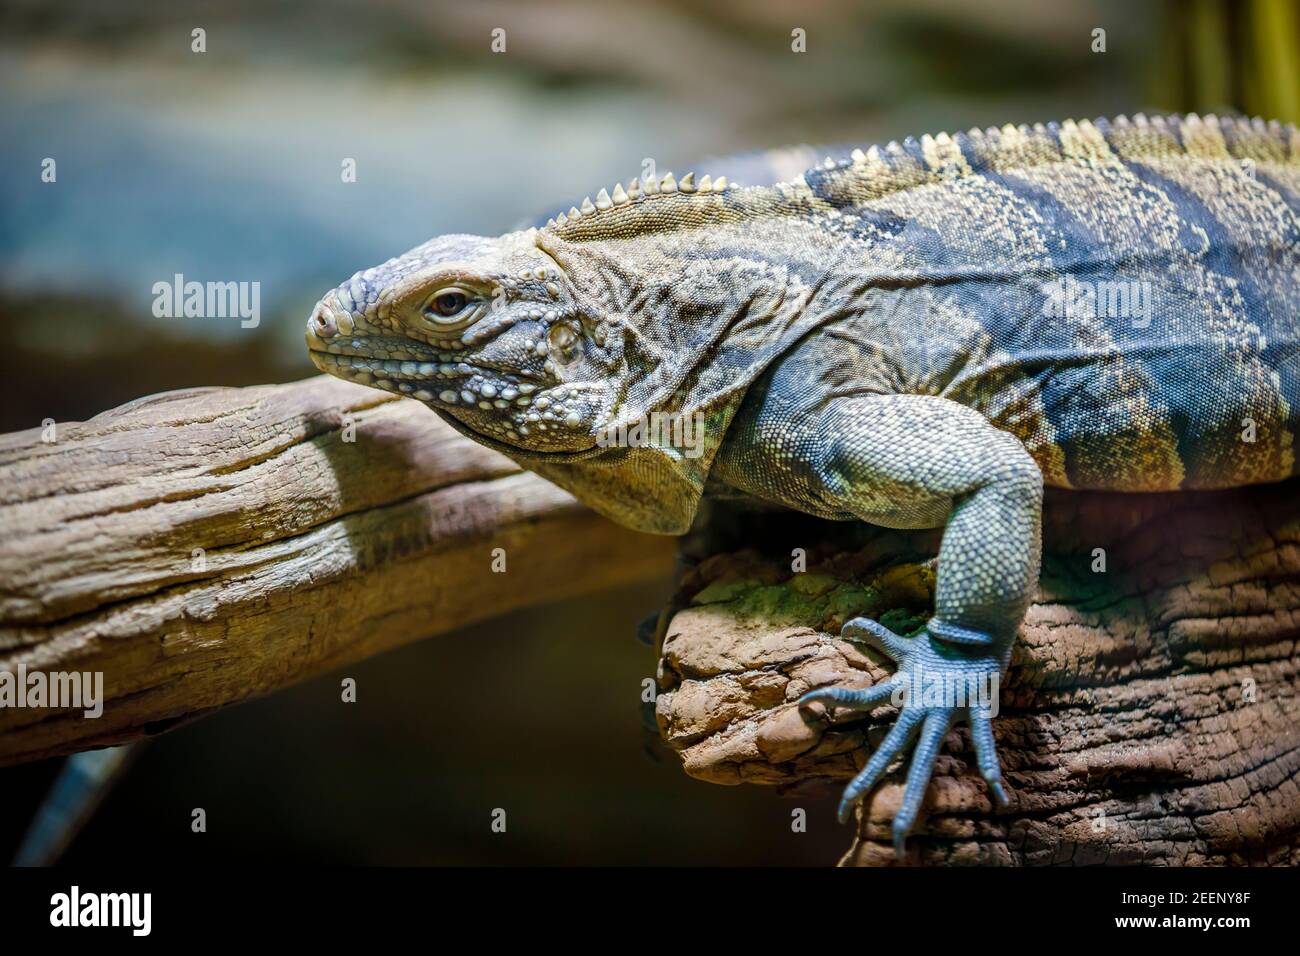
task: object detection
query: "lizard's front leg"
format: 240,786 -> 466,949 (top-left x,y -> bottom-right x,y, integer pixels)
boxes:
783,394 -> 1043,854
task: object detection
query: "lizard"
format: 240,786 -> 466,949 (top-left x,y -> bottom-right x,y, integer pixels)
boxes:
305,113 -> 1300,856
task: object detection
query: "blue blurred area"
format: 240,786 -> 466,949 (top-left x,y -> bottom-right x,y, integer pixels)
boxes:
0,0 -> 1149,375
0,52 -> 709,354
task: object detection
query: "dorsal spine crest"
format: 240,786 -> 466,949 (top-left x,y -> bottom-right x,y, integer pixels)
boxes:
542,114 -> 1298,234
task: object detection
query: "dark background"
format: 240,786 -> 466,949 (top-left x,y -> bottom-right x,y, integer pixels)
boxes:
2,0 -> 1296,865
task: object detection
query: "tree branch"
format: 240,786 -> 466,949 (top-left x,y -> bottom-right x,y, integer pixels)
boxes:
0,376 -> 675,765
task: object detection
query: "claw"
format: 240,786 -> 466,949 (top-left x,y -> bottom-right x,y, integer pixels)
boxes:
798,676 -> 900,712
970,712 -> 1010,808
890,710 -> 953,847
836,707 -> 925,823
841,616 -> 913,661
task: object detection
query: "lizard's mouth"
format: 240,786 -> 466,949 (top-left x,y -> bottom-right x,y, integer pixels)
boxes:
309,347 -> 540,385
307,311 -> 604,457
312,346 -> 605,459
309,344 -> 567,437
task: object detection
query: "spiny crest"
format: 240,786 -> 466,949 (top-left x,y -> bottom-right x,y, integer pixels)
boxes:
799,113 -> 1299,208
543,170 -> 734,230
540,114 -> 1298,233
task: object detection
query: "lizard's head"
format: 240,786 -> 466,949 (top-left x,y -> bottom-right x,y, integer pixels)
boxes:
308,172 -> 804,471
306,229 -> 616,454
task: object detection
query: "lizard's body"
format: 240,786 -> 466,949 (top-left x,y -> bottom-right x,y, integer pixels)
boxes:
308,114 -> 1300,853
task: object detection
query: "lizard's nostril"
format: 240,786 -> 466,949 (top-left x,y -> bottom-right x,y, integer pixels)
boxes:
310,302 -> 338,339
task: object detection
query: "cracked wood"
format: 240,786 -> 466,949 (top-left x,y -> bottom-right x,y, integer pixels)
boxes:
655,481 -> 1300,865
0,376 -> 675,765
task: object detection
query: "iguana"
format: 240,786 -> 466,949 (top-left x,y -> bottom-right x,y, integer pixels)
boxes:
306,113 -> 1300,856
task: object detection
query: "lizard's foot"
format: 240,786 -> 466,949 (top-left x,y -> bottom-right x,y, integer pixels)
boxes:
798,616 -> 1009,856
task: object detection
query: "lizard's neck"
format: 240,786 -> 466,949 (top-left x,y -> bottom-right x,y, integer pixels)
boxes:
530,183 -> 866,433
536,180 -> 871,331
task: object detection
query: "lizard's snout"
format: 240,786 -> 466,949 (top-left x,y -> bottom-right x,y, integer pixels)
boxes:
307,300 -> 338,340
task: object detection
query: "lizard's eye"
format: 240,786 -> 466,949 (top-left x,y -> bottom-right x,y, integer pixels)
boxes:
425,289 -> 471,321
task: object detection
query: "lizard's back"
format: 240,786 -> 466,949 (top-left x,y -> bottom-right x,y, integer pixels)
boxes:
788,114 -> 1300,492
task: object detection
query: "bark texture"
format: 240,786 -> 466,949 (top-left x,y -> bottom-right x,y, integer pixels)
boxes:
655,481 -> 1300,865
0,376 -> 675,765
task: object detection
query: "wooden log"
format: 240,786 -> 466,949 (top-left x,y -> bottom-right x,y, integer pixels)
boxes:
654,481 -> 1300,865
0,376 -> 676,765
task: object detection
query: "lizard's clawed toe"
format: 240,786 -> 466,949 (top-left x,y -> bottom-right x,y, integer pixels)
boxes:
841,615 -> 915,661
892,822 -> 910,859
798,679 -> 899,712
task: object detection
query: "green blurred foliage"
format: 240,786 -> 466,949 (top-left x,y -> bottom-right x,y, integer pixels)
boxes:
1154,0 -> 1299,123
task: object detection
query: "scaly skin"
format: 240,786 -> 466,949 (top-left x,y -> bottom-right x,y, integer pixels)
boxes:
307,114 -> 1300,855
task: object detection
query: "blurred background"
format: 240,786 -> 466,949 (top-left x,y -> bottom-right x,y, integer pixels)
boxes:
1,0 -> 1297,865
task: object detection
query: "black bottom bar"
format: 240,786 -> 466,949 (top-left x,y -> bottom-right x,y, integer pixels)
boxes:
0,865 -> 1285,941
